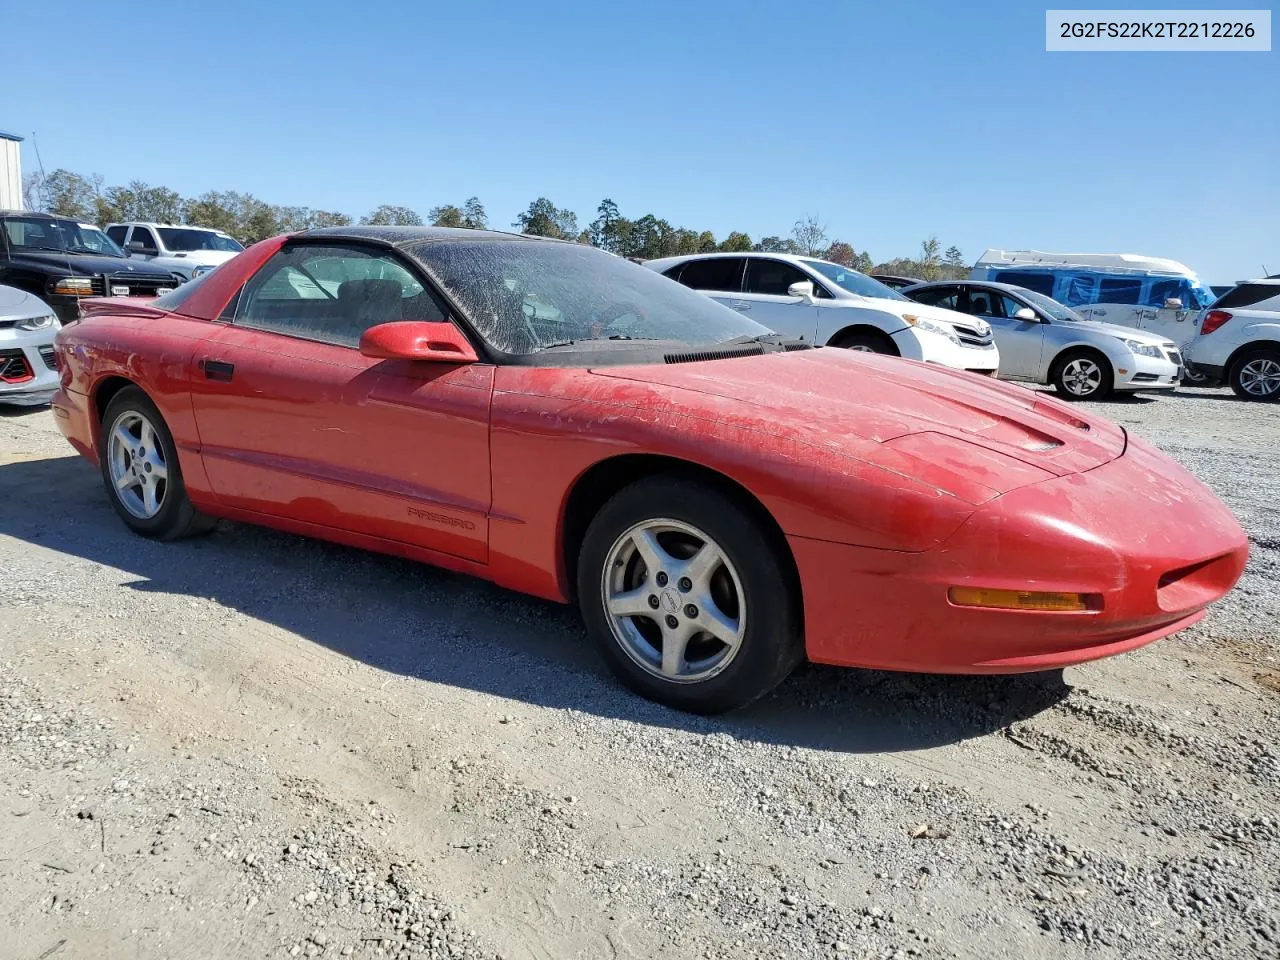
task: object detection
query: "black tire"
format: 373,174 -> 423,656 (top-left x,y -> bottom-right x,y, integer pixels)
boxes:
831,329 -> 899,355
576,476 -> 802,714
1051,348 -> 1114,401
99,386 -> 216,540
1228,346 -> 1280,401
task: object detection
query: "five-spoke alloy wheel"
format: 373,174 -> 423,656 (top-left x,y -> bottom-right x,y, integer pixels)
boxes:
578,476 -> 802,714
99,387 -> 215,540
1053,349 -> 1113,401
1230,348 -> 1280,401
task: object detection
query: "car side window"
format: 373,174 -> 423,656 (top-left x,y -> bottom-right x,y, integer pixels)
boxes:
744,259 -> 811,296
106,225 -> 128,245
911,286 -> 961,310
993,294 -> 1031,319
129,227 -> 158,254
234,244 -> 446,348
965,288 -> 997,317
676,258 -> 745,292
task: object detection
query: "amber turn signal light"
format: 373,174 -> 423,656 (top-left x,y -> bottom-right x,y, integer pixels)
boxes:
947,587 -> 1098,612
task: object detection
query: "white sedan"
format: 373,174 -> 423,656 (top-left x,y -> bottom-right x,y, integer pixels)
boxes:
645,253 -> 1000,376
0,285 -> 61,406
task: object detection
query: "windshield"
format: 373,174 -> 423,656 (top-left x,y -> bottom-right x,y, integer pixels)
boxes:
407,240 -> 771,355
1017,288 -> 1084,322
2,216 -> 125,257
75,224 -> 126,256
157,227 -> 243,253
1187,280 -> 1216,309
800,259 -> 910,301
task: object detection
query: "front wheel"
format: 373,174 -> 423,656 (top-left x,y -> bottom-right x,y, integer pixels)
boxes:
99,387 -> 216,540
1052,349 -> 1113,401
577,477 -> 802,714
831,329 -> 899,355
1229,347 -> 1280,401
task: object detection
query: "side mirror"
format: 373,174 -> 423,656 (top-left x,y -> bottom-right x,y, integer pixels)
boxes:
1163,297 -> 1183,310
359,321 -> 478,364
125,241 -> 147,254
787,280 -> 816,301
1013,307 -> 1038,321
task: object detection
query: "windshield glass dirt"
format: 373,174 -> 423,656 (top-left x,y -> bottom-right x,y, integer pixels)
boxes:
408,240 -> 771,354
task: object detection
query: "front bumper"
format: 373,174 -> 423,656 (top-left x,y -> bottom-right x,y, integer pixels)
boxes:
892,328 -> 1000,374
791,434 -> 1248,673
0,331 -> 60,406
1113,353 -> 1180,392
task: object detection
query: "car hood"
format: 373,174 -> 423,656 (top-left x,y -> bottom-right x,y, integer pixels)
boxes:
839,296 -> 990,332
0,284 -> 51,318
1064,320 -> 1173,346
9,250 -> 173,280
595,347 -> 1126,497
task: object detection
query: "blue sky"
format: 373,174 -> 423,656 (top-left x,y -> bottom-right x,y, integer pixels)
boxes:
5,0 -> 1276,282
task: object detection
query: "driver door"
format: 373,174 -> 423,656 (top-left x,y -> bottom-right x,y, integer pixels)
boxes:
187,242 -> 492,562
962,287 -> 1044,380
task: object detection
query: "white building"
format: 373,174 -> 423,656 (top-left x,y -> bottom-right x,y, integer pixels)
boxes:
0,130 -> 23,210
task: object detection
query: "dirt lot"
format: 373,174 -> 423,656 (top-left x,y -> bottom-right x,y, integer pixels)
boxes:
1,386 -> 1278,960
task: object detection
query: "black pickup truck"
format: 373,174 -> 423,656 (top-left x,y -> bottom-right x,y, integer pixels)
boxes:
0,209 -> 177,324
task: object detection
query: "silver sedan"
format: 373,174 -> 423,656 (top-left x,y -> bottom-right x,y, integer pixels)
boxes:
904,280 -> 1182,400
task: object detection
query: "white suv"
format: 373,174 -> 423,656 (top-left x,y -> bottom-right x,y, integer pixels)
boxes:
645,253 -> 1000,375
1184,279 -> 1280,400
104,222 -> 244,283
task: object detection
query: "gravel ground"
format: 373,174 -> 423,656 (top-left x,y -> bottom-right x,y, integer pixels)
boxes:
1,384 -> 1278,960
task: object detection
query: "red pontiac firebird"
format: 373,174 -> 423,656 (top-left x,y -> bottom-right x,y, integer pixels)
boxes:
51,227 -> 1248,713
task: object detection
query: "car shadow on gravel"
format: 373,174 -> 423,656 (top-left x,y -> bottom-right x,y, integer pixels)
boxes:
0,453 -> 1070,755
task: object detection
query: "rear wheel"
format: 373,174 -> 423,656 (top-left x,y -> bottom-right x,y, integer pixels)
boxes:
1051,349 -> 1113,401
831,329 -> 898,355
99,387 -> 216,540
577,477 -> 802,714
1229,347 -> 1280,401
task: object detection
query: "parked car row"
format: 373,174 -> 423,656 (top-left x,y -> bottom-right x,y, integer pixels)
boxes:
46,226 -> 1249,713
0,209 -> 241,327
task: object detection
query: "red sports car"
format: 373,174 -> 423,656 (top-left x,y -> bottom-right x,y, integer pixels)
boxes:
50,227 -> 1249,713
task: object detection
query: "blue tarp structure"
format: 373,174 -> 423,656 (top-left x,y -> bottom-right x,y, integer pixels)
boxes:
976,266 -> 1216,310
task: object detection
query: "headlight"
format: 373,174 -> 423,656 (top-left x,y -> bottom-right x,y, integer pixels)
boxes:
51,277 -> 94,296
1121,339 -> 1163,359
15,314 -> 57,331
191,264 -> 214,279
903,314 -> 962,346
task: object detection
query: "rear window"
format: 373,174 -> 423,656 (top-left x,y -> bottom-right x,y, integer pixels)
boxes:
993,271 -> 1055,296
1211,283 -> 1280,310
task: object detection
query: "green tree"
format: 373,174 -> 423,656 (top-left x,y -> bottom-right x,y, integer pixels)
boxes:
696,230 -> 718,253
514,197 -> 578,239
755,236 -> 797,253
429,204 -> 465,227
361,205 -> 423,226
587,198 -> 631,253
307,210 -> 352,229
718,231 -> 753,252
824,241 -> 857,266
181,191 -> 242,235
944,245 -> 965,268
461,197 -> 488,229
919,236 -> 942,280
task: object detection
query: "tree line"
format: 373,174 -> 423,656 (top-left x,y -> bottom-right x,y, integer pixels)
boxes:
23,168 -> 970,280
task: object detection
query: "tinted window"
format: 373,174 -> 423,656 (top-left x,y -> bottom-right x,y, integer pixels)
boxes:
966,288 -> 997,316
407,240 -> 768,355
744,259 -> 810,296
236,244 -> 446,348
995,294 -> 1032,319
106,225 -> 128,245
676,258 -> 744,292
994,270 -> 1055,296
1212,283 -> 1280,310
1098,277 -> 1142,304
157,227 -> 242,253
129,227 -> 158,253
909,286 -> 961,310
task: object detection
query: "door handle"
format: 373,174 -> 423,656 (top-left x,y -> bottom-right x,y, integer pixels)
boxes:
201,359 -> 235,382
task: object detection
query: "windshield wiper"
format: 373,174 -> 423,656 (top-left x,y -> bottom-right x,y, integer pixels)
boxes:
715,333 -> 810,350
69,247 -> 108,256
537,334 -> 660,350
17,245 -> 68,253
